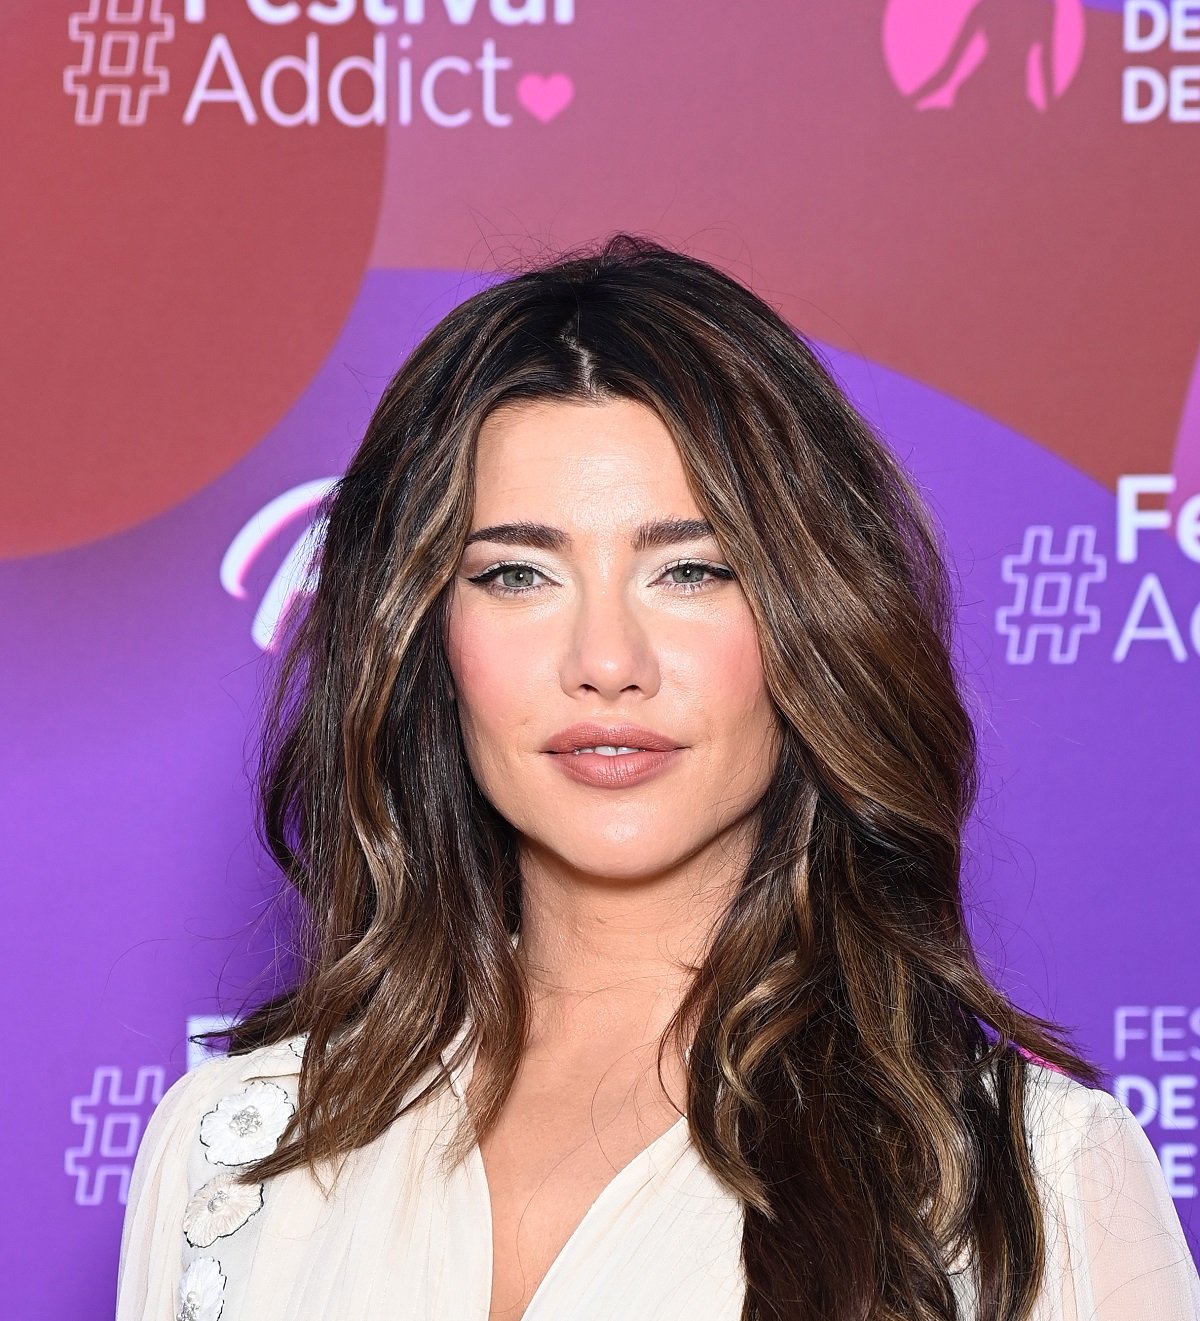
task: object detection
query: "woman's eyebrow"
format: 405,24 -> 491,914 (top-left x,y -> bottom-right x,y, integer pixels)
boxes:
464,517 -> 716,553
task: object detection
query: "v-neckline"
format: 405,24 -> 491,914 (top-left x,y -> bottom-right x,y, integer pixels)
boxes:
472,1108 -> 690,1321
439,1018 -> 691,1321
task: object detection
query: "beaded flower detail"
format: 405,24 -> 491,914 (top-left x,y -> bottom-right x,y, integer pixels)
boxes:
175,1256 -> 226,1321
199,1080 -> 295,1166
183,1173 -> 265,1248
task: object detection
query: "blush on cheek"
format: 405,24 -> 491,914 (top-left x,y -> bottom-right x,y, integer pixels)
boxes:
704,624 -> 767,706
462,650 -> 540,720
447,618 -> 549,766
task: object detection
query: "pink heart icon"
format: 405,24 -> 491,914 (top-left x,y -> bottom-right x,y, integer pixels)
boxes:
516,73 -> 574,123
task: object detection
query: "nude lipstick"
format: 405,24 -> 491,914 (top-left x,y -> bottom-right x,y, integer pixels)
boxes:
543,722 -> 684,789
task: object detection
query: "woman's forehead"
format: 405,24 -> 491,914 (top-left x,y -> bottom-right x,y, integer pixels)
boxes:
472,397 -> 694,507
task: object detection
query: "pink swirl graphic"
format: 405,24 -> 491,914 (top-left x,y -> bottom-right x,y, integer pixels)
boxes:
882,0 -> 1085,112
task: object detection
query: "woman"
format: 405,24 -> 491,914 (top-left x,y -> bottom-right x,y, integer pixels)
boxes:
117,234 -> 1200,1321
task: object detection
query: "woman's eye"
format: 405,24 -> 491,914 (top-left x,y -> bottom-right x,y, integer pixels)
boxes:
466,559 -> 735,599
468,563 -> 546,597
660,557 -> 734,594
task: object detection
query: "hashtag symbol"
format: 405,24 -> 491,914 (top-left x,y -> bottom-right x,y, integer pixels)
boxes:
995,525 -> 1106,664
64,0 -> 175,127
65,1065 -> 166,1206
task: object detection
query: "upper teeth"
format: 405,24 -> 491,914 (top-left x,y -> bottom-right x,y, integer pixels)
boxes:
572,745 -> 643,755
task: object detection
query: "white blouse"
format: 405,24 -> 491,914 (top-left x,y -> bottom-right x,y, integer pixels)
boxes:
117,1021 -> 1200,1321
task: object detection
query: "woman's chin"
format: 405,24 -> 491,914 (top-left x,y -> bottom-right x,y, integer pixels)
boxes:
524,838 -> 689,889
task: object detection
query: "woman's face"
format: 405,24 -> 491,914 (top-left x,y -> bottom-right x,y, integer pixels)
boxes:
446,396 -> 782,886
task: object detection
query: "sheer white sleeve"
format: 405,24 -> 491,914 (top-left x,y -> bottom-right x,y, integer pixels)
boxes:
1033,1076 -> 1200,1320
115,1066 -> 203,1321
115,1054 -> 248,1321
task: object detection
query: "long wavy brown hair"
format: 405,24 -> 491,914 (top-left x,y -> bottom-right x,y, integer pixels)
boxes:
222,233 -> 1100,1320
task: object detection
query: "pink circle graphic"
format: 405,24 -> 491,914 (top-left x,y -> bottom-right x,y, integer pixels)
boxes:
882,0 -> 1085,112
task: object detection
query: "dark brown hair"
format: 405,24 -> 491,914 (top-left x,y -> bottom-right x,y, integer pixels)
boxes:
223,233 -> 1100,1320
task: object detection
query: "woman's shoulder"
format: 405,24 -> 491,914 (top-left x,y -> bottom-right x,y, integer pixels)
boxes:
146,1034 -> 308,1152
195,1032 -> 308,1089
1019,1059 -> 1131,1154
1016,1064 -> 1200,1313
1016,1059 -> 1180,1206
117,1035 -> 312,1319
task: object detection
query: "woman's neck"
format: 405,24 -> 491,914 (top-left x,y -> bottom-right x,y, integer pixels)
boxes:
512,828 -> 753,1049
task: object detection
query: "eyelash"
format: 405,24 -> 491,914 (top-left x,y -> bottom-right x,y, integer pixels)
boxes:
466,558 -> 736,599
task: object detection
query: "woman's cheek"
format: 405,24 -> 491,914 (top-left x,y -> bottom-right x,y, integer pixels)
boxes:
451,616 -> 548,767
668,613 -> 765,713
713,614 -> 769,706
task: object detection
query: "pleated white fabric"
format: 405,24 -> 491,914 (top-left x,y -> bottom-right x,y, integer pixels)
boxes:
116,1022 -> 1200,1321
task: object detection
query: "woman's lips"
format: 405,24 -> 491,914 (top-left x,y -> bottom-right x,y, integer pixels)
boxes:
546,747 -> 682,788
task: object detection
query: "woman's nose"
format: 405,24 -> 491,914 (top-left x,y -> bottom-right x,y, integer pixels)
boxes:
560,585 -> 659,699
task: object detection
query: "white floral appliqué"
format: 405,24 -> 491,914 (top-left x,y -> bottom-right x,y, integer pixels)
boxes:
176,1256 -> 226,1321
199,1080 -> 295,1166
183,1172 -> 265,1247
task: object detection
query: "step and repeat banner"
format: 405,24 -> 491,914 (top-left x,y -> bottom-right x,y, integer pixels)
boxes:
3,1 -> 1198,1315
